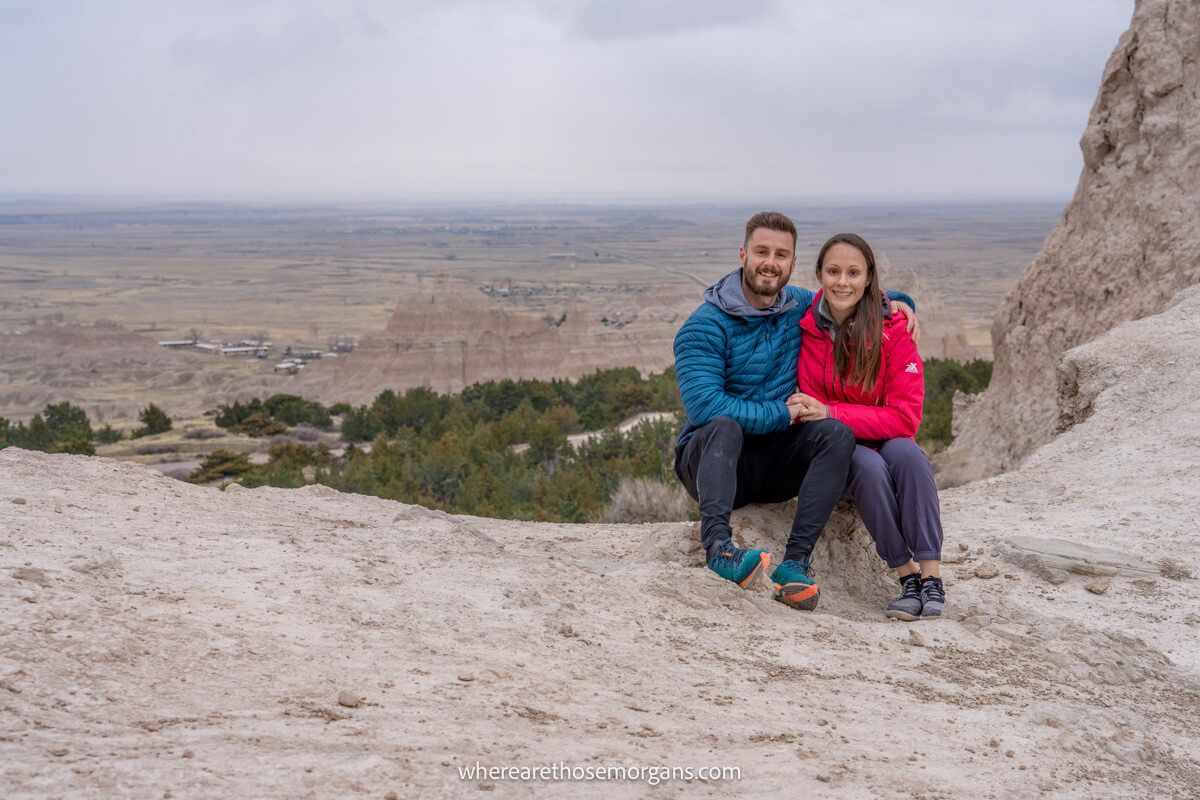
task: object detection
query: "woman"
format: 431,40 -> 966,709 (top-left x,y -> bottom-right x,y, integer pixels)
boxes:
788,233 -> 944,620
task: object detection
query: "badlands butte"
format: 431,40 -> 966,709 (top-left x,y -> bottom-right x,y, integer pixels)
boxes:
4,1 -> 1200,798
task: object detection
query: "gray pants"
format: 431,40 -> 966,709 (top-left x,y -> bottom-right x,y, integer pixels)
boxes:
842,439 -> 943,568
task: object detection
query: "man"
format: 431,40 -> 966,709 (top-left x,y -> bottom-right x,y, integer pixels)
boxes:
673,211 -> 917,610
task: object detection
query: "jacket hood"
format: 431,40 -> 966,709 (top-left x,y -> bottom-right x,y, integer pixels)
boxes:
703,268 -> 798,318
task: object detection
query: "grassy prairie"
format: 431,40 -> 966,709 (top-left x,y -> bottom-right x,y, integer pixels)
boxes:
0,199 -> 1059,418
0,200 -> 1056,342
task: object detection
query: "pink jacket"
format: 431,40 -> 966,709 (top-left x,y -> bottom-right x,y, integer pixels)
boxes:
797,291 -> 924,441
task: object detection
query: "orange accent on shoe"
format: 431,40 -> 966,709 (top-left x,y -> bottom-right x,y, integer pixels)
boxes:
737,552 -> 771,589
779,583 -> 819,603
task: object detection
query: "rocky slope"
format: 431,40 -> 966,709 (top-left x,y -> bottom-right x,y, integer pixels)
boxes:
939,0 -> 1200,484
3,286 -> 1199,798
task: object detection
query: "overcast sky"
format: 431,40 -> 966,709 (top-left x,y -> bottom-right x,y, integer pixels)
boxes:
0,0 -> 1134,202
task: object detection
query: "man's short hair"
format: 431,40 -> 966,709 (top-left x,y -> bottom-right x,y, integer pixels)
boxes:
744,211 -> 797,249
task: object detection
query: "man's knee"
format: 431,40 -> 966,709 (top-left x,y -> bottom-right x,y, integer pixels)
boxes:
700,416 -> 744,447
807,418 -> 855,457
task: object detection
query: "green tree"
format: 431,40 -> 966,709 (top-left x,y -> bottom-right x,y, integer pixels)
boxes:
94,423 -> 123,444
263,394 -> 332,428
188,449 -> 252,483
235,412 -> 288,437
917,358 -> 993,450
133,403 -> 173,438
48,427 -> 96,456
523,419 -> 569,467
21,415 -> 56,451
215,398 -> 264,429
44,402 -> 93,441
341,405 -> 384,442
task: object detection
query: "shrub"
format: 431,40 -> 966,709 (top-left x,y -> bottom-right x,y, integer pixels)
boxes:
182,427 -> 224,440
215,399 -> 264,429
94,423 -> 124,444
286,425 -> 321,442
235,412 -> 288,437
48,428 -> 96,456
266,441 -> 330,467
262,394 -> 332,428
188,449 -> 253,483
599,477 -> 692,523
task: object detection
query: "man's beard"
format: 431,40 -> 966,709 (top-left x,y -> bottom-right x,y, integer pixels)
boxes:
742,260 -> 790,299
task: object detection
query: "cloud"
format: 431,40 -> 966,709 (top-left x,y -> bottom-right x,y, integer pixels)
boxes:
541,0 -> 778,41
0,0 -> 1134,199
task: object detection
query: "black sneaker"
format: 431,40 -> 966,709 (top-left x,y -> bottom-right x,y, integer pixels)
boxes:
920,576 -> 945,619
885,573 -> 923,621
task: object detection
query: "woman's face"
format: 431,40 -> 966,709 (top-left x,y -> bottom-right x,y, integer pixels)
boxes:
819,242 -> 870,322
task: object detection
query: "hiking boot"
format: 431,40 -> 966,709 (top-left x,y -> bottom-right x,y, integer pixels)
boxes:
706,539 -> 771,588
886,573 -> 923,621
771,559 -> 820,611
920,576 -> 945,618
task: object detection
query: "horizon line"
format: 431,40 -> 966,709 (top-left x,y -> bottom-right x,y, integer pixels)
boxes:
0,191 -> 1070,209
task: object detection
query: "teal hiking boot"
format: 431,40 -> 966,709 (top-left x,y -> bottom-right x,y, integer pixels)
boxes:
706,539 -> 771,588
771,559 -> 820,611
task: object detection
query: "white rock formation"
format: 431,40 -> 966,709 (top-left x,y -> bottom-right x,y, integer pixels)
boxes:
939,0 -> 1200,484
3,285 -> 1199,798
292,276 -> 697,403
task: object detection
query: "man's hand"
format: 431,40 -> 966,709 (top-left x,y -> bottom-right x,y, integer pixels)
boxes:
786,393 -> 805,423
787,392 -> 828,423
890,300 -> 921,345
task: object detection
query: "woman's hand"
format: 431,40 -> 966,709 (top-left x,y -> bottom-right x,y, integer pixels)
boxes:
787,392 -> 828,423
890,300 -> 921,345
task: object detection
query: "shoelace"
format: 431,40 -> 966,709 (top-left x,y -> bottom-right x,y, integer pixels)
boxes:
711,544 -> 747,567
898,575 -> 921,600
781,559 -> 815,578
921,578 -> 945,603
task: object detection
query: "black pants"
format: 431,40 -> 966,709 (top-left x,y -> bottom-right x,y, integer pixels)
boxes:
674,417 -> 855,562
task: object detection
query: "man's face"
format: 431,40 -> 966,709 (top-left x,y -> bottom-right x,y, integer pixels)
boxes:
739,227 -> 796,302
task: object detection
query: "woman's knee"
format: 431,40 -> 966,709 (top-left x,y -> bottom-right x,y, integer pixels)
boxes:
879,438 -> 932,475
847,446 -> 890,488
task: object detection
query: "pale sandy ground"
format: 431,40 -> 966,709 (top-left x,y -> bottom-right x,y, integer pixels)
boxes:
2,288 -> 1199,799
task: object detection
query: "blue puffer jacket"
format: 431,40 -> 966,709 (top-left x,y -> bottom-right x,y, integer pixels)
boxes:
674,268 -> 913,447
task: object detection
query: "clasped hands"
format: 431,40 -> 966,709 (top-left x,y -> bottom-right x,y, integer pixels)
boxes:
787,392 -> 827,423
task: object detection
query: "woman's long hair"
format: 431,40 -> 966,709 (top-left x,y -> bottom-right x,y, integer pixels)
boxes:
815,233 -> 883,394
